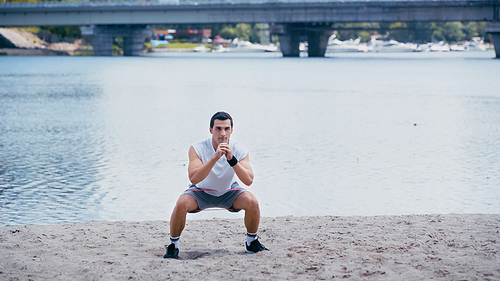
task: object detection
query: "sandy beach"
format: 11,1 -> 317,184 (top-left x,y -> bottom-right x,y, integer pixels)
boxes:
1,214 -> 499,280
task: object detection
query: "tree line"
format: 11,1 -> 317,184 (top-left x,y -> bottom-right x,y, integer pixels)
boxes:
333,22 -> 487,43
11,21 -> 489,44
150,21 -> 489,44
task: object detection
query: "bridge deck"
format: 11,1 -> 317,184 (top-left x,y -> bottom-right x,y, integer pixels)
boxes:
1,0 -> 498,9
0,0 -> 498,26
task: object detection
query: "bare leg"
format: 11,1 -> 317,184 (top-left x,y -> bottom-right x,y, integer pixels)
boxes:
232,192 -> 260,233
170,194 -> 199,237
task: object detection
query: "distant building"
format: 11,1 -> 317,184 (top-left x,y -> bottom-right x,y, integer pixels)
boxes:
152,29 -> 175,41
212,35 -> 232,47
173,29 -> 212,43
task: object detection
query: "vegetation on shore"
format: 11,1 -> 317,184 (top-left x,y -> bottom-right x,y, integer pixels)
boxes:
332,22 -> 488,43
10,21 -> 490,48
145,40 -> 211,50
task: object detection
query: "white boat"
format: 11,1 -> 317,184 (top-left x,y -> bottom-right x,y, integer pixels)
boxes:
450,43 -> 466,51
429,41 -> 450,52
193,45 -> 208,52
211,45 -> 227,53
228,38 -> 278,52
465,37 -> 488,51
299,42 -> 308,53
369,38 -> 418,52
326,35 -> 369,53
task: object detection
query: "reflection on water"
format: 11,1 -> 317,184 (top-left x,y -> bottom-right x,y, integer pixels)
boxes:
0,52 -> 499,226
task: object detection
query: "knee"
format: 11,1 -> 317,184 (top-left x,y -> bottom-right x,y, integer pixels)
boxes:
174,195 -> 195,213
245,193 -> 260,211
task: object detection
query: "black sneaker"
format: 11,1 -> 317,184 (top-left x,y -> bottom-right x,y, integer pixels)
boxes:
246,238 -> 269,254
163,243 -> 179,259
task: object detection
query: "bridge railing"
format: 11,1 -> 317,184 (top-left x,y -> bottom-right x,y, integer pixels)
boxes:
1,0 -> 492,7
0,0 -> 177,7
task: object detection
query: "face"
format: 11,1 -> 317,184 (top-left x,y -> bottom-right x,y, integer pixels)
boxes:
210,119 -> 233,145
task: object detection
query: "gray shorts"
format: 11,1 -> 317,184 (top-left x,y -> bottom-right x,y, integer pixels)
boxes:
184,182 -> 247,213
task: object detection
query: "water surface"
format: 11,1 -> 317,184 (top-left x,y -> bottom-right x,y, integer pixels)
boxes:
1,51 -> 499,226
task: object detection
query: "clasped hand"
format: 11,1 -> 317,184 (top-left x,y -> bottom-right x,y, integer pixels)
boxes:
215,143 -> 233,161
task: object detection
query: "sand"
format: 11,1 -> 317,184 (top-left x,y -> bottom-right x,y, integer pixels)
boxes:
0,28 -> 48,49
0,28 -> 84,56
1,214 -> 499,280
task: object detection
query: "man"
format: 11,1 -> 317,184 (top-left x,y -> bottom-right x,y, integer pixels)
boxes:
164,111 -> 268,259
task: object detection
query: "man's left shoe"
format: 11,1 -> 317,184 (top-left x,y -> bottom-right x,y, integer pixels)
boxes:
163,243 -> 179,259
246,238 -> 269,254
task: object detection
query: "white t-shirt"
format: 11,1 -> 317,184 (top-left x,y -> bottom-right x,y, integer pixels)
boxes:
192,138 -> 248,196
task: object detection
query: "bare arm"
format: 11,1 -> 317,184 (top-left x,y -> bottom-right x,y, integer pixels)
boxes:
188,146 -> 220,185
219,143 -> 254,186
232,154 -> 254,186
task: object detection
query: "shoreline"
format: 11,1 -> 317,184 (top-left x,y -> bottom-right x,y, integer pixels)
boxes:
0,48 -> 69,56
1,213 -> 499,280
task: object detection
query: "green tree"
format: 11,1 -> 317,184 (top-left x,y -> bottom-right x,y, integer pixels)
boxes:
219,25 -> 237,40
219,23 -> 253,41
249,23 -> 265,44
440,22 -> 466,42
463,22 -> 479,40
234,23 -> 252,41
333,22 -> 379,42
462,21 -> 487,41
357,31 -> 371,42
389,22 -> 410,42
40,26 -> 82,39
431,23 -> 445,41
412,22 -> 434,43
477,22 -> 486,38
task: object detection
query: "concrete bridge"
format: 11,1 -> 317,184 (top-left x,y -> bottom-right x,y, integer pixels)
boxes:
1,0 -> 500,57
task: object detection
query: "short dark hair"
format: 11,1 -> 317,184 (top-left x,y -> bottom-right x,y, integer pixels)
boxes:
210,111 -> 233,128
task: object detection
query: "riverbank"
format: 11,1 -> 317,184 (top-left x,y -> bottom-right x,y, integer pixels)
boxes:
0,48 -> 69,56
148,47 -> 198,53
0,28 -> 87,56
1,214 -> 498,280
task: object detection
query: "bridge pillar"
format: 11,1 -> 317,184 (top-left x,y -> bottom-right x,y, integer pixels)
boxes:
81,25 -> 152,56
271,24 -> 301,57
88,26 -> 114,56
123,26 -> 153,56
486,22 -> 500,58
271,23 -> 333,57
278,32 -> 301,57
307,30 -> 333,57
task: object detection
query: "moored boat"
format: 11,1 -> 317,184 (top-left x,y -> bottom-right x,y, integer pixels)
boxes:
326,35 -> 370,53
228,38 -> 278,52
369,38 -> 418,52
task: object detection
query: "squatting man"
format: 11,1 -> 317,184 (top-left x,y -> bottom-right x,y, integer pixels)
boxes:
164,111 -> 269,259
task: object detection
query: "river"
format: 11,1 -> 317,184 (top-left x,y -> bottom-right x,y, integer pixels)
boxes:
0,51 -> 499,226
